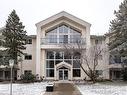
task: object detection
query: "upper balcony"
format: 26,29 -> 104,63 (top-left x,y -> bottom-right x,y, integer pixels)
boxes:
41,38 -> 85,45
40,38 -> 86,49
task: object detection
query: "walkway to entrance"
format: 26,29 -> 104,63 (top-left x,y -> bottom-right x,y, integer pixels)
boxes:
43,82 -> 82,95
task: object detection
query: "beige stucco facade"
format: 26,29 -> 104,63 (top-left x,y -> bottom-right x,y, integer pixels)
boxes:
0,11 -> 123,81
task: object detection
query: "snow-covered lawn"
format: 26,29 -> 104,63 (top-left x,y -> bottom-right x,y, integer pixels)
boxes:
0,82 -> 51,95
1,81 -> 127,95
77,82 -> 127,95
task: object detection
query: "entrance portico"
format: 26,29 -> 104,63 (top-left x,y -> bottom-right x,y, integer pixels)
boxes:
56,62 -> 72,80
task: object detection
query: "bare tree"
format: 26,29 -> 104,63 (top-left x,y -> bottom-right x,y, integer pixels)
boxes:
62,41 -> 105,83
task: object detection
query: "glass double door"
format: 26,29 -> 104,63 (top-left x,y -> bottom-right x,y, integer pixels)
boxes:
59,69 -> 68,80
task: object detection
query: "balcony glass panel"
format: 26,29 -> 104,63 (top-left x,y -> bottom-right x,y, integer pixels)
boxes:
59,35 -> 68,43
47,35 -> 57,43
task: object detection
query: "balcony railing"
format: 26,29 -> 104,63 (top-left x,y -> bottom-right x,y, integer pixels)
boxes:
41,38 -> 86,45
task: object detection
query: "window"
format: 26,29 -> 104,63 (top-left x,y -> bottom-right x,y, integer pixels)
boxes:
70,28 -> 80,34
55,60 -> 63,65
46,69 -> 54,77
73,69 -> 81,77
56,52 -> 63,59
96,70 -> 103,76
64,52 -> 71,59
63,35 -> 68,43
95,39 -> 102,44
59,35 -> 68,43
73,60 -> 80,68
26,39 -> 32,44
47,28 -> 57,34
46,60 -> 54,68
25,55 -> 32,60
64,60 -> 72,65
45,24 -> 82,44
114,56 -> 122,63
47,51 -> 54,59
59,25 -> 68,33
24,70 -> 32,75
73,52 -> 81,59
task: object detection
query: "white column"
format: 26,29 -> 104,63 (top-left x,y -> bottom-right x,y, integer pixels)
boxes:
36,27 -> 41,80
86,27 -> 91,49
54,65 -> 57,80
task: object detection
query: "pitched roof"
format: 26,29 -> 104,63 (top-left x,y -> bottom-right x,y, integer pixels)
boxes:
36,11 -> 91,27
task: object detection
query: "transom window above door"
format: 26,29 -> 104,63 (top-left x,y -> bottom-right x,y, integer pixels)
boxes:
41,24 -> 85,44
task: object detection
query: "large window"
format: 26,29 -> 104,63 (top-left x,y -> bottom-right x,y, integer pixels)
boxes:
46,51 -> 55,77
73,59 -> 81,77
45,24 -> 82,44
46,50 -> 81,77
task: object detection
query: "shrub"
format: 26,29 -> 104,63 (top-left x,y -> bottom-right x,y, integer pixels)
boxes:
122,70 -> 127,81
21,73 -> 36,83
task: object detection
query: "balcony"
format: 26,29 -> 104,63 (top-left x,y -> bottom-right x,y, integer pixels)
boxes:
41,38 -> 86,45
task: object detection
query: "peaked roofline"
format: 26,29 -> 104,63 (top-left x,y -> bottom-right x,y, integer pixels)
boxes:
35,11 -> 91,27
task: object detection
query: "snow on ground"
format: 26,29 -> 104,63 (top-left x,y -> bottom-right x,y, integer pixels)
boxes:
1,81 -> 127,95
0,82 -> 53,95
77,83 -> 127,95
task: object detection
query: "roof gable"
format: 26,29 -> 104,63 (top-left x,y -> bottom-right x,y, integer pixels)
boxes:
36,11 -> 91,28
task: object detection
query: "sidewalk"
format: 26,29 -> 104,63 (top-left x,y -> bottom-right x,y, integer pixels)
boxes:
43,82 -> 82,95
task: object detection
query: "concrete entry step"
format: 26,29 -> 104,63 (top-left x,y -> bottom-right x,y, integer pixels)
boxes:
43,83 -> 82,95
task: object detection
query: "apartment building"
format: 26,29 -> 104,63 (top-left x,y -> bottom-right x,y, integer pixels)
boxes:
0,11 -> 122,80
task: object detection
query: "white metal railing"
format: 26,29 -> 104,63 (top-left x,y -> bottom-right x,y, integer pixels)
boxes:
41,38 -> 86,45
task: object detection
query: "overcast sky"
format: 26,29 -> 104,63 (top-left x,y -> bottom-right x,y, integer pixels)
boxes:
0,0 -> 123,35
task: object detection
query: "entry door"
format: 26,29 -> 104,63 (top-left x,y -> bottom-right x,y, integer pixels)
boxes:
59,69 -> 68,80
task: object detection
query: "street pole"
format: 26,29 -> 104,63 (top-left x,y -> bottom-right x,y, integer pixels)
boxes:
10,66 -> 12,95
9,59 -> 14,95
